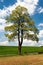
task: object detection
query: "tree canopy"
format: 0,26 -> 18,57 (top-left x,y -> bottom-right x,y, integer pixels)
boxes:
5,5 -> 39,54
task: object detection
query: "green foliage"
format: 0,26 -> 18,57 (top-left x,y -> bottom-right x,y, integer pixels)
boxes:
5,5 -> 39,42
5,32 -> 17,40
5,24 -> 18,31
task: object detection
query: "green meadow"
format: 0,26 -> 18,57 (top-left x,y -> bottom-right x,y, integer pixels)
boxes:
0,46 -> 43,56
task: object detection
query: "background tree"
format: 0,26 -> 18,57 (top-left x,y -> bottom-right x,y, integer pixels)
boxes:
5,5 -> 39,55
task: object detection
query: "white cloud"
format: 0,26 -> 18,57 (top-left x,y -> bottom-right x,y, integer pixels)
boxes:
0,40 -> 18,46
0,9 -> 10,19
0,41 -> 8,46
0,19 -> 6,31
17,0 -> 39,15
38,40 -> 43,46
0,39 -> 43,46
38,30 -> 43,38
0,5 -> 16,31
38,7 -> 43,13
23,39 -> 37,46
23,40 -> 43,46
0,19 -> 6,24
38,23 -> 43,26
0,25 -> 5,31
0,0 -> 39,19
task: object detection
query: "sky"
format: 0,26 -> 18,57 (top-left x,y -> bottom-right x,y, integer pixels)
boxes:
0,0 -> 43,46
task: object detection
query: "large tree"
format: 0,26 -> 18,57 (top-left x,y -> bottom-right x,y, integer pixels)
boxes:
5,5 -> 39,55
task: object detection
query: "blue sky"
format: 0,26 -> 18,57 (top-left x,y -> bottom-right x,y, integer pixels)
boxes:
0,0 -> 43,46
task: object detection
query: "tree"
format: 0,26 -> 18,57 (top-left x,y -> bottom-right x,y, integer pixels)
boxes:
5,5 -> 39,55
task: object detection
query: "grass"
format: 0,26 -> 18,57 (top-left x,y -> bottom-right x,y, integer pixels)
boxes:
0,46 -> 18,56
0,46 -> 43,56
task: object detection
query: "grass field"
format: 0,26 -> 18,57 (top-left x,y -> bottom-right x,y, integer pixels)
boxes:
0,46 -> 43,56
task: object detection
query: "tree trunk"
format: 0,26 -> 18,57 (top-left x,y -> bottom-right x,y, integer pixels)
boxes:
18,43 -> 22,55
18,44 -> 21,55
18,21 -> 23,55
